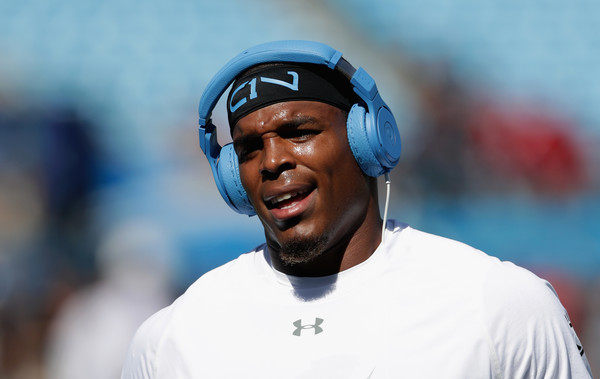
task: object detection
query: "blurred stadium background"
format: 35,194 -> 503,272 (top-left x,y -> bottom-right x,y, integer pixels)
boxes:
0,0 -> 598,377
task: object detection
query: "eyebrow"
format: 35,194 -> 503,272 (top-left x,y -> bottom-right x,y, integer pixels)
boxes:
279,114 -> 319,130
233,114 -> 320,145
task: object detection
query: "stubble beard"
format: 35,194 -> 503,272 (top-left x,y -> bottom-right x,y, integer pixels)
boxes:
278,234 -> 330,266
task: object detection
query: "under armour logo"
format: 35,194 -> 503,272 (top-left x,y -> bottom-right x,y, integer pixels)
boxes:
292,318 -> 324,336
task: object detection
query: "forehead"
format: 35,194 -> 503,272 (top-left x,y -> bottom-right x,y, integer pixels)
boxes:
232,101 -> 344,137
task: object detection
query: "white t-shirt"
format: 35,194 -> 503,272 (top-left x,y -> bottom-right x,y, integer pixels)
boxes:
122,221 -> 592,378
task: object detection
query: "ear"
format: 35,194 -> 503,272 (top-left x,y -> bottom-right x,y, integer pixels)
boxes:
216,143 -> 256,216
346,104 -> 386,177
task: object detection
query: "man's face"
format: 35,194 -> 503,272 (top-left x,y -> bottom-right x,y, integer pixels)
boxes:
233,101 -> 373,265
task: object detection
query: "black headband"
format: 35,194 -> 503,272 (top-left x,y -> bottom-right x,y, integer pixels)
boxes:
226,63 -> 358,132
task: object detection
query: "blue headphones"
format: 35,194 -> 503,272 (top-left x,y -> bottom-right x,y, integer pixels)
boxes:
198,40 -> 401,216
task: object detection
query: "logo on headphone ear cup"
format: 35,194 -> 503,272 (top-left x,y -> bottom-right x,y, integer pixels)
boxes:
374,107 -> 401,169
346,104 -> 388,177
217,143 -> 256,216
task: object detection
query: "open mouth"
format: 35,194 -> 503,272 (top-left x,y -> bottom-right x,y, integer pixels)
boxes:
267,189 -> 312,210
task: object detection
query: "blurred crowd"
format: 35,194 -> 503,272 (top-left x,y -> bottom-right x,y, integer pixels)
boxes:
0,56 -> 599,378
393,58 -> 595,198
0,91 -> 173,378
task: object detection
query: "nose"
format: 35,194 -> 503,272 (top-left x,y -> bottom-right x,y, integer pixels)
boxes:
260,136 -> 294,178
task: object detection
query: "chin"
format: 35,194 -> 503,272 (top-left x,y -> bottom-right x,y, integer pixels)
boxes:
277,233 -> 330,266
272,215 -> 325,243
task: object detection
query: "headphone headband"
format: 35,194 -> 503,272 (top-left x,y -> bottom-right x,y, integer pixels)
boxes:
198,40 -> 344,128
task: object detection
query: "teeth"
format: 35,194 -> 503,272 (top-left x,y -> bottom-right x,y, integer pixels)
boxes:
270,190 -> 306,205
272,193 -> 294,204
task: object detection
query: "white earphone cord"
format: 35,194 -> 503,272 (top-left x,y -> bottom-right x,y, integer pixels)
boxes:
381,172 -> 391,243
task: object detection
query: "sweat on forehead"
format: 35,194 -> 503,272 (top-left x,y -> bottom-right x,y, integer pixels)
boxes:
226,63 -> 357,134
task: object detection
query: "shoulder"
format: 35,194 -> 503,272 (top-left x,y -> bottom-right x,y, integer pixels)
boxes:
481,256 -> 592,377
121,306 -> 173,379
158,244 -> 268,318
183,244 -> 267,296
121,245 -> 267,379
481,260 -> 572,341
480,259 -> 568,337
389,221 -> 592,376
388,221 -> 499,277
401,224 -> 489,258
483,260 -> 557,312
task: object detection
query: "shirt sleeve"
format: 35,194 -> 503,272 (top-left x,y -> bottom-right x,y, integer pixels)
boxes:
121,306 -> 171,379
482,261 -> 593,378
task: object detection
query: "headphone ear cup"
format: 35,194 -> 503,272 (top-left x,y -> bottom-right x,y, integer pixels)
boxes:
217,143 -> 256,216
346,104 -> 386,177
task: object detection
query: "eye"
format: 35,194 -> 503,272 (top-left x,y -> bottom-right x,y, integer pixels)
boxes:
234,137 -> 263,163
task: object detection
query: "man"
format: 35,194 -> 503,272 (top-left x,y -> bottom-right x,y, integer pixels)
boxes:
122,41 -> 592,378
